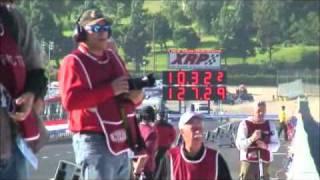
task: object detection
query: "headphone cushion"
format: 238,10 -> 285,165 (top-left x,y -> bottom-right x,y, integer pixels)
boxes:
74,24 -> 86,42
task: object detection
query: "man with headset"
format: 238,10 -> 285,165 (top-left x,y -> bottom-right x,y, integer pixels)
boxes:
58,9 -> 144,180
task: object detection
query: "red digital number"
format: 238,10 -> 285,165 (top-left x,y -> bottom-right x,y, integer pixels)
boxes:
204,71 -> 212,85
216,71 -> 224,83
191,87 -> 199,100
168,71 -> 173,84
191,71 -> 199,85
203,87 -> 212,100
177,71 -> 186,85
177,87 -> 185,100
168,87 -> 173,100
217,86 -> 226,100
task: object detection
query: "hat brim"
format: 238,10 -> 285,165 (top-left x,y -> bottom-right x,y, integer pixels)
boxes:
85,18 -> 108,26
178,113 -> 203,129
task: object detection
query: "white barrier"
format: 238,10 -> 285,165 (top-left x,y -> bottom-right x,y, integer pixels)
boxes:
286,113 -> 319,179
277,79 -> 304,99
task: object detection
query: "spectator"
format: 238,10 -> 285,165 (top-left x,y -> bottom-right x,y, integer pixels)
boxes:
0,1 -> 48,179
58,9 -> 144,180
236,101 -> 280,180
278,105 -> 288,141
158,112 -> 232,180
154,110 -> 176,174
133,106 -> 158,180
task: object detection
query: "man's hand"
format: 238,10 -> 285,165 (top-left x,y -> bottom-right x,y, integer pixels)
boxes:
10,92 -> 35,121
127,90 -> 144,104
111,76 -> 129,96
256,140 -> 268,150
33,98 -> 45,115
250,130 -> 262,142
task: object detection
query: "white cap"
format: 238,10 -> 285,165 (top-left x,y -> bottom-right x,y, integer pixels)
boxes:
178,111 -> 203,129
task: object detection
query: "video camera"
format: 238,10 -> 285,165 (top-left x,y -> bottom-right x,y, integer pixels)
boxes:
128,73 -> 155,90
260,131 -> 273,140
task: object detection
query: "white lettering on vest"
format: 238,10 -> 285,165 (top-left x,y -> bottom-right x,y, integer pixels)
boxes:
0,54 -> 25,67
110,129 -> 127,143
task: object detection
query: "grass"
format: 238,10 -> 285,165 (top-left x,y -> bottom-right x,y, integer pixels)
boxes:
143,1 -> 163,14
125,40 -> 319,71
63,30 -> 73,37
246,45 -> 318,64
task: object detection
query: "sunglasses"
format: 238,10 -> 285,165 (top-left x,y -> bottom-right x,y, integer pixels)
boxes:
84,24 -> 111,33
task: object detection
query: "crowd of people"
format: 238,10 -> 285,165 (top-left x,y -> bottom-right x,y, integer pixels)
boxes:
0,2 -> 294,179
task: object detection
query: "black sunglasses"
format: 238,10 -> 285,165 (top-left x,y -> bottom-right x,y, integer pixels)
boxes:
85,24 -> 111,33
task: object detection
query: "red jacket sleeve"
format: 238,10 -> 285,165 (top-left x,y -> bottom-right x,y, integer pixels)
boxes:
58,55 -> 114,110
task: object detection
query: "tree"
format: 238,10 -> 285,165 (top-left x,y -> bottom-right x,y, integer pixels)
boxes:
173,27 -> 200,49
290,12 -> 319,45
185,1 -> 223,35
17,0 -> 66,58
148,13 -> 172,51
253,0 -> 284,65
121,0 -> 151,72
162,1 -> 191,29
214,1 -> 255,64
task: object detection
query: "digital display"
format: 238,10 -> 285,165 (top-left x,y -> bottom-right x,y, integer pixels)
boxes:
162,70 -> 226,85
163,86 -> 226,101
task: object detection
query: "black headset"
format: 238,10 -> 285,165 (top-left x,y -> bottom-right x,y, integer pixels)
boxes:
74,16 -> 86,42
73,12 -> 112,42
140,106 -> 156,122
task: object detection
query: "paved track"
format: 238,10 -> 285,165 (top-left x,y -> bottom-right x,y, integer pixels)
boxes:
31,120 -> 289,180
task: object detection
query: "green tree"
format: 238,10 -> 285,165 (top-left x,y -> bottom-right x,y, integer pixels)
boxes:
173,27 -> 200,49
290,12 -> 320,45
121,0 -> 151,72
215,1 -> 256,64
17,0 -> 66,58
148,13 -> 172,51
185,1 -> 223,35
162,1 -> 191,28
214,2 -> 237,64
253,0 -> 283,65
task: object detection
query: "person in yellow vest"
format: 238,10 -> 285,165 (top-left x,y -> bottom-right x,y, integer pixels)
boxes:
278,106 -> 288,141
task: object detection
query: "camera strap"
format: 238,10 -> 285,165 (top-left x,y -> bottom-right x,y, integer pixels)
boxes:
119,106 -> 134,148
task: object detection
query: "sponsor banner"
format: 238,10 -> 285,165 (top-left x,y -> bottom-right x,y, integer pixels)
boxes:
168,49 -> 222,69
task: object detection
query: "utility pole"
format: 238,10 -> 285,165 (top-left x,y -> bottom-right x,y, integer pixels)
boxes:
152,18 -> 156,72
41,40 -> 54,84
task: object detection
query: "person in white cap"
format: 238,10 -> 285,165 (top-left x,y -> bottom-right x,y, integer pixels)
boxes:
236,101 -> 280,180
157,111 -> 232,180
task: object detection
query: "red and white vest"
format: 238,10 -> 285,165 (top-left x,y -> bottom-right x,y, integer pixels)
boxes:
169,146 -> 218,180
68,50 -> 139,155
245,120 -> 271,162
0,19 -> 39,141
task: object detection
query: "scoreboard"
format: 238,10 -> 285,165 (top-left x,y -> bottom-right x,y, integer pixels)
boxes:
162,70 -> 227,101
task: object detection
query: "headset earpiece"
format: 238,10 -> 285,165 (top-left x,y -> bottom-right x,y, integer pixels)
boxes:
74,22 -> 87,42
107,27 -> 112,38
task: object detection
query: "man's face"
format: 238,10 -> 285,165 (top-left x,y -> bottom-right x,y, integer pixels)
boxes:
84,20 -> 110,51
253,104 -> 266,123
181,117 -> 204,146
